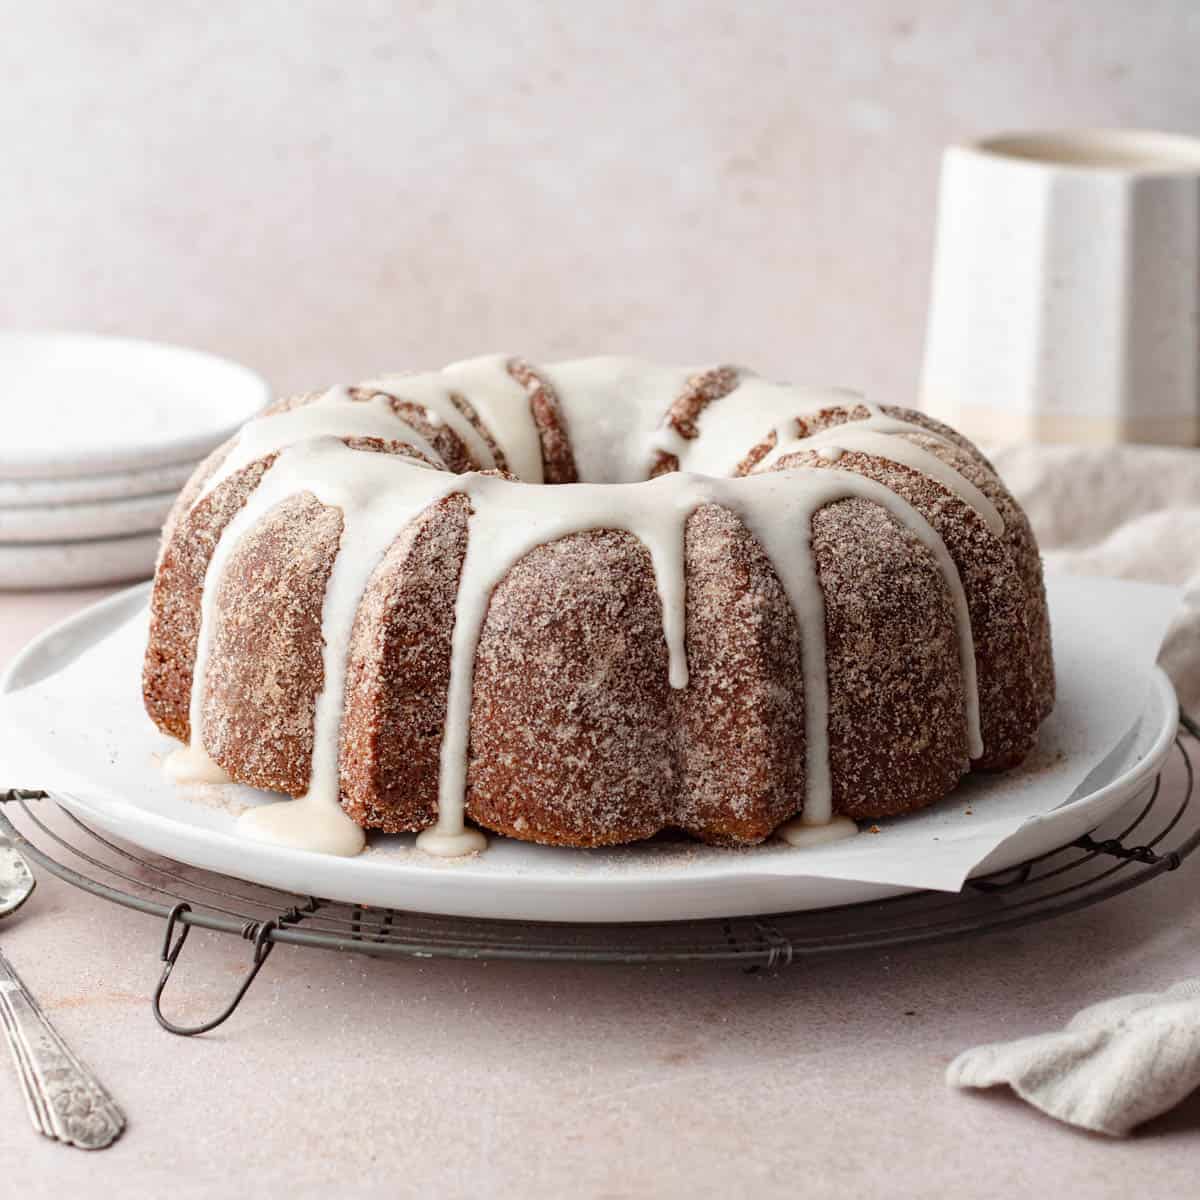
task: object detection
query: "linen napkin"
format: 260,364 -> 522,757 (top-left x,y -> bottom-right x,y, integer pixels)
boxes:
948,441 -> 1199,1135
988,442 -> 1199,716
948,980 -> 1200,1136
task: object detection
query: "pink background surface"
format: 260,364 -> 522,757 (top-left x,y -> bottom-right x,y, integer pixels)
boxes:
3,2 -> 1198,1189
3,2 -> 1197,409
1,587 -> 1198,1196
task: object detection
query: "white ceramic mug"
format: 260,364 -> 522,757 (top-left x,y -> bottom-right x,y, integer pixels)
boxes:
920,129 -> 1200,447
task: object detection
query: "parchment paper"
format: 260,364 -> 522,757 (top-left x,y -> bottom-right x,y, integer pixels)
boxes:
0,573 -> 1181,893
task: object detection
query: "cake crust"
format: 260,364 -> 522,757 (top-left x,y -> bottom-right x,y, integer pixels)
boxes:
339,494 -> 471,832
465,528 -> 675,845
201,491 -> 343,795
144,454 -> 278,742
143,357 -> 1056,855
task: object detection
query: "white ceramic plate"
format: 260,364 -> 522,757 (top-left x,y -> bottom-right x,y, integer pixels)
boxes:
1,584 -> 1179,922
0,331 -> 267,479
0,532 -> 158,590
0,490 -> 174,544
0,459 -> 196,509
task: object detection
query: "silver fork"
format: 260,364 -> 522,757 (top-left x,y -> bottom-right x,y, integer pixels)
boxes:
0,835 -> 125,1149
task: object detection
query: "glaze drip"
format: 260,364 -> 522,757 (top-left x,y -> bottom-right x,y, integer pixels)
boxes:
170,356 -> 1003,856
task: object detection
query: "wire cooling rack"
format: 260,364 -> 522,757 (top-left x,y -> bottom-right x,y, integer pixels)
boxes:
1,718 -> 1196,1037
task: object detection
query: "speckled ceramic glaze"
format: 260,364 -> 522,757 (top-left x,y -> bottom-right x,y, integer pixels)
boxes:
0,331 -> 268,479
0,490 -> 175,543
922,129 -> 1200,447
0,532 -> 158,590
0,460 -> 196,509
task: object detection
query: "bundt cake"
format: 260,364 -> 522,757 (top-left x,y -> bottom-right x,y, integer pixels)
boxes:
143,355 -> 1054,858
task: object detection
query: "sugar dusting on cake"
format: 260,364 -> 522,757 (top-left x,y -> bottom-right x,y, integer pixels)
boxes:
141,357 -> 1054,861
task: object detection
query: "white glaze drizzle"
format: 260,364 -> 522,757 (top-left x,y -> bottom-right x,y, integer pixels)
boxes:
185,437 -> 462,855
362,370 -> 498,473
243,441 -> 458,856
441,354 -> 546,483
543,358 -> 698,482
169,358 -> 1000,856
716,466 -> 981,823
163,742 -> 230,784
418,466 -> 981,838
198,388 -> 446,505
645,371 -> 865,479
424,475 -> 703,855
754,414 -> 1005,537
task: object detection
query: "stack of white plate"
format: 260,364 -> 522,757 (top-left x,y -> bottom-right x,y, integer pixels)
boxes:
0,331 -> 268,590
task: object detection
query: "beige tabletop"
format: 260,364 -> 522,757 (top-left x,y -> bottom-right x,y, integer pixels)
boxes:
1,586 -> 1197,1198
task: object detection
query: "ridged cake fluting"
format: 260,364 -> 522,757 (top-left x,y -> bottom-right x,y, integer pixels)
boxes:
143,355 -> 1054,857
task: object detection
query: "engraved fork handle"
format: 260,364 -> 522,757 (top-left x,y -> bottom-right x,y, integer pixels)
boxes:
0,947 -> 125,1149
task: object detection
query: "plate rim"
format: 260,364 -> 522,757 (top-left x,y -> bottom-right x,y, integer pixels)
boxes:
0,330 -> 268,479
0,490 -> 177,544
0,539 -> 159,592
0,460 -> 198,510
1,581 -> 152,694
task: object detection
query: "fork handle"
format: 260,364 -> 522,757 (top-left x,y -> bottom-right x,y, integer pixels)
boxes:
0,947 -> 125,1149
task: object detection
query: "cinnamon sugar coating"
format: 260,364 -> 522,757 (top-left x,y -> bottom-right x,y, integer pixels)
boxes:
144,454 -> 277,741
651,366 -> 742,476
465,529 -> 675,845
349,387 -> 479,474
340,434 -> 440,469
880,405 -> 1055,724
508,359 -> 580,483
773,443 -> 1042,769
339,494 -> 470,832
201,492 -> 343,795
338,504 -> 814,845
158,437 -> 235,554
733,428 -> 782,477
144,364 -> 1056,851
665,366 -> 742,440
814,498 -> 969,818
449,391 -> 510,474
673,503 -> 806,842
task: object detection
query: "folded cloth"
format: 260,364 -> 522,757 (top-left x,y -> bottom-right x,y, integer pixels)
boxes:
989,443 -> 1200,716
947,979 -> 1200,1136
950,443 -> 1200,1135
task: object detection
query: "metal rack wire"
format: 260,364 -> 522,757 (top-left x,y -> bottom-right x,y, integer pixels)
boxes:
1,724 -> 1195,1037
